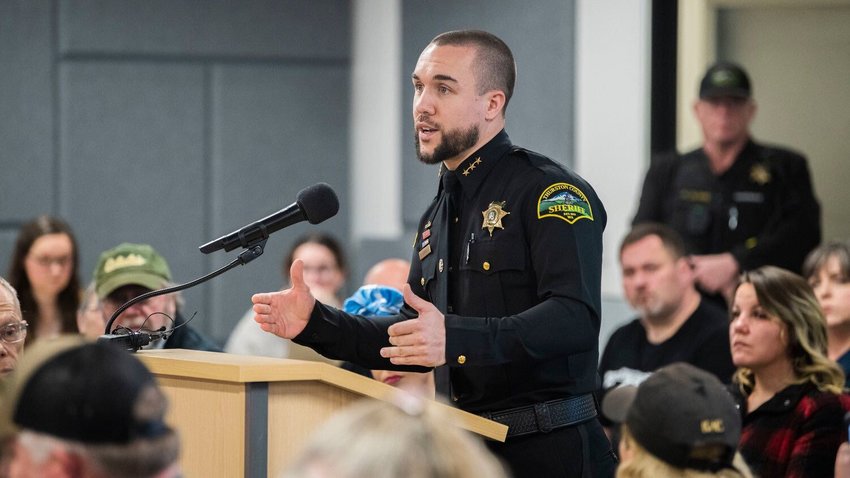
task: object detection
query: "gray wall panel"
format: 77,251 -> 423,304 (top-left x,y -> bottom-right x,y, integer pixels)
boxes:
208,64 -> 350,339
400,0 -> 576,228
61,61 -> 209,330
0,1 -> 55,220
59,0 -> 351,59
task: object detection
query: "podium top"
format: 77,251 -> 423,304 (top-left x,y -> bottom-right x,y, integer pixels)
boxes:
138,349 -> 507,442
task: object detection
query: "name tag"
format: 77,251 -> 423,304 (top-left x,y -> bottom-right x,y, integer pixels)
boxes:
733,191 -> 764,204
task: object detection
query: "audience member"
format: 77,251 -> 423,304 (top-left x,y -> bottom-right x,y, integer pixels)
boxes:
94,243 -> 220,351
803,240 -> 850,387
633,62 -> 820,305
0,336 -> 181,478
226,233 -> 347,363
600,224 -> 734,400
729,266 -> 850,477
0,278 -> 27,378
7,215 -> 81,343
282,396 -> 508,478
602,363 -> 752,478
341,258 -> 434,398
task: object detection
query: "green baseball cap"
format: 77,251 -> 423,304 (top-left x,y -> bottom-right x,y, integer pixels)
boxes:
93,243 -> 172,299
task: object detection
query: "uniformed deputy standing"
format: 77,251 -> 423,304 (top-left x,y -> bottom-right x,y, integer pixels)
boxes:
252,30 -> 616,478
633,62 -> 821,305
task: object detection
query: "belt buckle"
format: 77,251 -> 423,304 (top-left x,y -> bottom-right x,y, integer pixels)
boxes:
533,402 -> 553,433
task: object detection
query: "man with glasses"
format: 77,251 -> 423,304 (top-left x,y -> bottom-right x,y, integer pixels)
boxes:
0,277 -> 27,377
93,243 -> 220,351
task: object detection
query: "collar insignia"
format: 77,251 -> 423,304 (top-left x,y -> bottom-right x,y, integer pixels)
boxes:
482,201 -> 510,236
462,157 -> 483,176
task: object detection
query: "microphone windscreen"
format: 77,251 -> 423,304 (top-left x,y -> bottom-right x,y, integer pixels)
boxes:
297,183 -> 339,224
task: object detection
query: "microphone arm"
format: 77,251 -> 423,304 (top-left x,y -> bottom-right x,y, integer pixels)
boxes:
101,240 -> 267,340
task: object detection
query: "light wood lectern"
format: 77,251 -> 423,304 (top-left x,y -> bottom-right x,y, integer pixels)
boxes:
137,349 -> 507,478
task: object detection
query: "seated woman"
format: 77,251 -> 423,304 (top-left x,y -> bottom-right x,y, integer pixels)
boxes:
1,277 -> 27,377
729,266 -> 850,477
803,241 -> 850,387
7,215 -> 81,343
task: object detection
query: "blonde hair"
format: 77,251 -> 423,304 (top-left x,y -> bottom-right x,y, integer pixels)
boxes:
732,266 -> 845,395
617,426 -> 752,478
283,396 -> 508,478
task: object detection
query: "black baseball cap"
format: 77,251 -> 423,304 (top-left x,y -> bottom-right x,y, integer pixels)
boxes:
602,363 -> 741,472
2,337 -> 172,444
699,62 -> 751,99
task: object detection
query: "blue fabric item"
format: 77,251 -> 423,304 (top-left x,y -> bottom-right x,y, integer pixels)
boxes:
343,285 -> 404,317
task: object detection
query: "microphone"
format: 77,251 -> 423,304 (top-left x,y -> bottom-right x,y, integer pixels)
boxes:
199,183 -> 339,254
98,329 -> 170,352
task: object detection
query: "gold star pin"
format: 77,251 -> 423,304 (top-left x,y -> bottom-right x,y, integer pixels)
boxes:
462,157 -> 483,176
481,201 -> 510,236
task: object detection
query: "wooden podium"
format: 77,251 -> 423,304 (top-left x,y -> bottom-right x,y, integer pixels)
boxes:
137,349 -> 507,478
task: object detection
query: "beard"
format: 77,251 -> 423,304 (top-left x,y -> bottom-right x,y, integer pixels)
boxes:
415,124 -> 479,165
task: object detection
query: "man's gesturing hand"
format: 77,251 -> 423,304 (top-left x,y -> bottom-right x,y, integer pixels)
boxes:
380,285 -> 446,367
252,259 -> 316,339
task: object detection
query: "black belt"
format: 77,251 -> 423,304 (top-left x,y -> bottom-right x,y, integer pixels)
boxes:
481,394 -> 597,438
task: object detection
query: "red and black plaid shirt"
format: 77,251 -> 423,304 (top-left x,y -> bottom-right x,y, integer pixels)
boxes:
732,382 -> 850,478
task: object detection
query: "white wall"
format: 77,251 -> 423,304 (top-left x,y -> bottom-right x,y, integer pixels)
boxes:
350,0 -> 403,241
575,0 -> 652,344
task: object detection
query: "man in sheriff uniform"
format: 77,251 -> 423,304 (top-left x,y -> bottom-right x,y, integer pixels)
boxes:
633,62 -> 821,305
252,30 -> 616,477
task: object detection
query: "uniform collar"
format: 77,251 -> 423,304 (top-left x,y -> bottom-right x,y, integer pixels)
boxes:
440,130 -> 513,199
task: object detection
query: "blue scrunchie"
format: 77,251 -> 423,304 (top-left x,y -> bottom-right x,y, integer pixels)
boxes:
343,285 -> 404,317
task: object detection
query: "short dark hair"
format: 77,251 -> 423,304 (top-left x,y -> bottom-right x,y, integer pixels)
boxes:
802,241 -> 850,281
620,222 -> 687,260
429,30 -> 516,115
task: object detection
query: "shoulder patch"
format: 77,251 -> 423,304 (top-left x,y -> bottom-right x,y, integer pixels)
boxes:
537,182 -> 594,224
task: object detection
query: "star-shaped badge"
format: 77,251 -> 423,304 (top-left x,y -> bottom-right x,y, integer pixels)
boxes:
750,164 -> 771,185
482,201 -> 510,236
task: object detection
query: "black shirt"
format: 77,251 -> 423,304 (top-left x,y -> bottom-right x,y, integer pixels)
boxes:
633,139 -> 820,274
598,299 -> 734,391
294,130 -> 607,414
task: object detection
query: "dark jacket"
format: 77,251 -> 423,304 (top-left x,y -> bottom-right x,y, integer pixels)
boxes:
732,382 -> 850,478
633,139 -> 820,274
164,311 -> 222,352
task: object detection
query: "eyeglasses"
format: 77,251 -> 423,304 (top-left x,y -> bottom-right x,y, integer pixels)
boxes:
1,321 -> 28,344
28,255 -> 73,269
301,264 -> 339,276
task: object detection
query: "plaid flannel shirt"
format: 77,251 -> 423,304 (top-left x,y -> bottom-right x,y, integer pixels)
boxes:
732,382 -> 850,478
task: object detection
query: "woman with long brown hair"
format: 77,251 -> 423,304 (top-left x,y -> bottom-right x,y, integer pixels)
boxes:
7,215 -> 81,343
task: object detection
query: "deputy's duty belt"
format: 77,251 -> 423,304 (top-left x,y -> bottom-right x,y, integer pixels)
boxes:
481,394 -> 597,438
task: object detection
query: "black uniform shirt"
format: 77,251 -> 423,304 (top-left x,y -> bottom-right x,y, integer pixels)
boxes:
295,130 -> 607,414
633,139 -> 820,273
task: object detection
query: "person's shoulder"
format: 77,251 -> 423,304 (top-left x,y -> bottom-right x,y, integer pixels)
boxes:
797,385 -> 850,418
505,146 -> 601,201
751,140 -> 808,164
507,146 -> 577,179
607,318 -> 645,342
691,299 -> 729,327
167,323 -> 222,352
